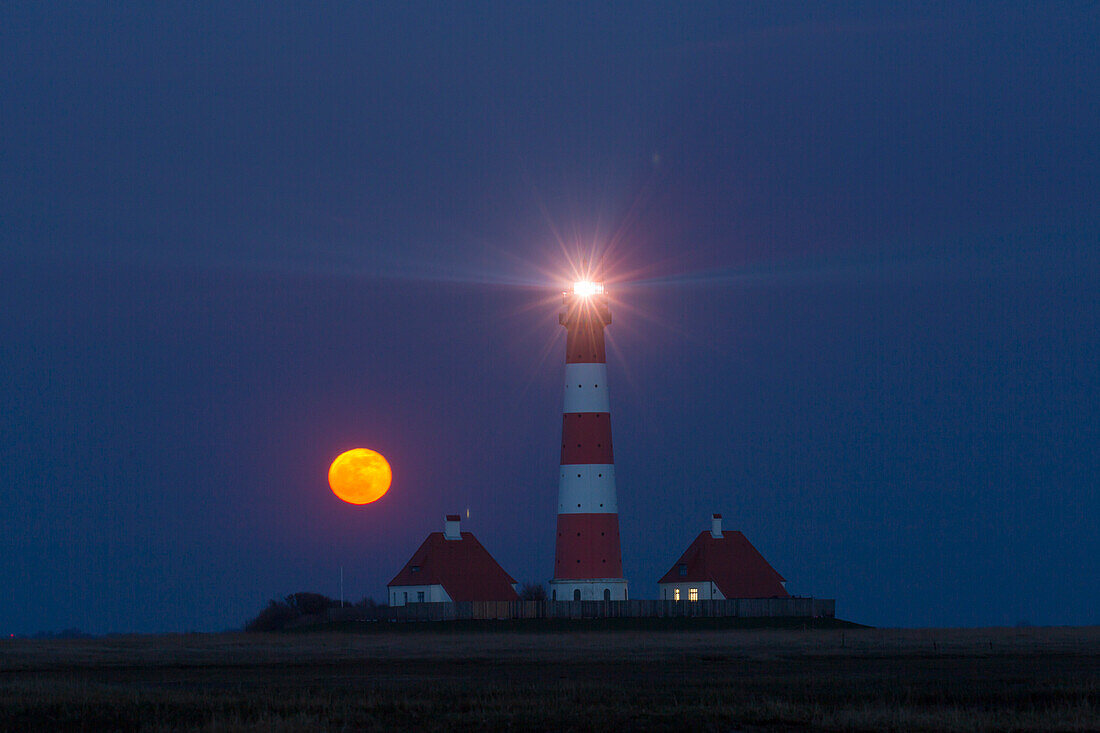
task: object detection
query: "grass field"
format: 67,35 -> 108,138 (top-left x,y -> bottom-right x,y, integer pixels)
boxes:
1,624 -> 1097,731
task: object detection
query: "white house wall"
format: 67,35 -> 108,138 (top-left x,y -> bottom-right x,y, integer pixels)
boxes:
657,582 -> 724,601
389,584 -> 452,606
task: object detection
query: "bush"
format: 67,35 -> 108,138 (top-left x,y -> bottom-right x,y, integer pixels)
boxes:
284,592 -> 336,616
244,601 -> 298,632
520,583 -> 548,601
244,592 -> 338,632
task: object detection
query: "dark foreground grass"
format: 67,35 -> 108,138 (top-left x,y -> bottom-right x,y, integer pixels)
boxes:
1,626 -> 1097,731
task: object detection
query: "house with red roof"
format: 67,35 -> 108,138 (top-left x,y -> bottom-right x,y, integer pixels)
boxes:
387,515 -> 520,606
658,514 -> 789,601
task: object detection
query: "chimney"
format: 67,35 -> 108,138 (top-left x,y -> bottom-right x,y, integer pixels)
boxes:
711,513 -> 723,539
444,514 -> 462,540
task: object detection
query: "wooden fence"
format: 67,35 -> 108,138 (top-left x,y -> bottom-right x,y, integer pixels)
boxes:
314,598 -> 835,624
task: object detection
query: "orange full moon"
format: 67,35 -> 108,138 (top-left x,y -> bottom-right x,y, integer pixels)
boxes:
328,448 -> 392,505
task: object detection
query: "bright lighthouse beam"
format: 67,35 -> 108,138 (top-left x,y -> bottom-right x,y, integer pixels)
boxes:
572,281 -> 604,297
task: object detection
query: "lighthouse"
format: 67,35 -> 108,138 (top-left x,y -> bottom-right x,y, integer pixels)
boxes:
550,281 -> 628,602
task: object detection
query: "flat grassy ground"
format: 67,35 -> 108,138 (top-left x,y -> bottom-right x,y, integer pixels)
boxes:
1,624 -> 1097,731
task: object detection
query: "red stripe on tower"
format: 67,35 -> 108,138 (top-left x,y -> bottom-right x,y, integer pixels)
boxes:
550,281 -> 628,602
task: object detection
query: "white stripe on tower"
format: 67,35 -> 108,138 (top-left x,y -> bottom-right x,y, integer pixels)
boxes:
557,464 -> 617,513
563,363 -> 611,413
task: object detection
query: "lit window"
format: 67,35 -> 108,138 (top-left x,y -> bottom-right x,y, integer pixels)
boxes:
673,588 -> 680,601
689,588 -> 699,602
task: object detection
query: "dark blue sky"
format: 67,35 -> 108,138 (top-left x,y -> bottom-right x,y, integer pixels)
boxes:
2,3 -> 1097,633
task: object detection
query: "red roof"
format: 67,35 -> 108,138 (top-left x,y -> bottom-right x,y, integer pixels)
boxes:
658,531 -> 789,598
387,532 -> 520,602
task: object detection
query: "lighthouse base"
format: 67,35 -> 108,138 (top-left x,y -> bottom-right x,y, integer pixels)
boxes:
549,578 -> 628,602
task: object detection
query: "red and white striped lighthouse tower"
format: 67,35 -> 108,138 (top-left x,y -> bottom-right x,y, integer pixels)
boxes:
550,281 -> 628,602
